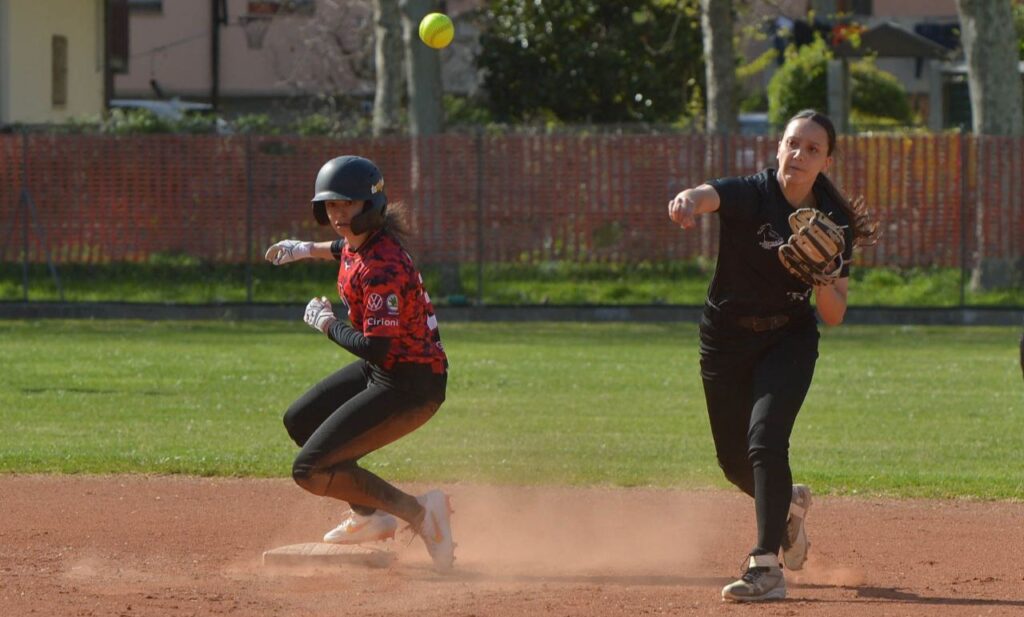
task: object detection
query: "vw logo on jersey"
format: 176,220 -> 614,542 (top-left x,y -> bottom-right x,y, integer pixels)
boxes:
757,223 -> 784,250
367,292 -> 384,312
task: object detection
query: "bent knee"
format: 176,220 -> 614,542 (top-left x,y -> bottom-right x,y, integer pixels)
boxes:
291,460 -> 357,497
747,445 -> 789,468
282,408 -> 307,446
717,456 -> 753,491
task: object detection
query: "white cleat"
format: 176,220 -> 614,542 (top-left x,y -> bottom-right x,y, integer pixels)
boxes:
782,484 -> 812,571
416,490 -> 455,571
722,553 -> 787,602
323,510 -> 398,544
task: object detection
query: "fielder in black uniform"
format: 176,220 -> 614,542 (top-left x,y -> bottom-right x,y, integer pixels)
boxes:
668,110 -> 877,601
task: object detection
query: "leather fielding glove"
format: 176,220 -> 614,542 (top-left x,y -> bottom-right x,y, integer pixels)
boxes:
778,208 -> 846,287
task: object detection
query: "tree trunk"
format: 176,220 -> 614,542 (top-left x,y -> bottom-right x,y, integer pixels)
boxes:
955,0 -> 1023,136
400,0 -> 443,137
699,0 -> 736,135
372,0 -> 405,136
956,1 -> 1024,292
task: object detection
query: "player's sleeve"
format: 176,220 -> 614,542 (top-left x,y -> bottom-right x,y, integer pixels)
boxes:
326,321 -> 391,364
330,239 -> 345,261
706,175 -> 760,222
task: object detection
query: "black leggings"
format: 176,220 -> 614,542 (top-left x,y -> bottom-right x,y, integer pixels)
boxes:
283,360 -> 446,524
699,311 -> 819,556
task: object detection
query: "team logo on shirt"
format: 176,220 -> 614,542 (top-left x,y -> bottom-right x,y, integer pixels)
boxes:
386,293 -> 399,314
757,224 -> 784,249
367,292 -> 384,311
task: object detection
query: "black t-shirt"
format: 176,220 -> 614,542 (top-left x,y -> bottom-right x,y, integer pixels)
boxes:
705,168 -> 854,316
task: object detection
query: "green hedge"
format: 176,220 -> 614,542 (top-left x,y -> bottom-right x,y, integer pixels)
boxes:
768,37 -> 913,128
3,261 -> 1022,307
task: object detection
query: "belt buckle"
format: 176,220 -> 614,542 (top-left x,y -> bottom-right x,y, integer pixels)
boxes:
747,315 -> 788,332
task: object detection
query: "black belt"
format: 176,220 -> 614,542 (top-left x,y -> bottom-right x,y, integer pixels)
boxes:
735,314 -> 790,332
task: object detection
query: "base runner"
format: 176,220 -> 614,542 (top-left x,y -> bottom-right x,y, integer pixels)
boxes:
265,155 -> 454,571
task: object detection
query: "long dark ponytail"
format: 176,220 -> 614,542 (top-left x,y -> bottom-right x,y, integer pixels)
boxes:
788,110 -> 880,246
382,201 -> 412,248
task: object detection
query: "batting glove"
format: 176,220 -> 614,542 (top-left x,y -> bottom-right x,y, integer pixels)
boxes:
303,296 -> 337,334
265,239 -> 313,266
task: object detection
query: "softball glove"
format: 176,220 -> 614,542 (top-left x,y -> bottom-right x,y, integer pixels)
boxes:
778,208 -> 846,287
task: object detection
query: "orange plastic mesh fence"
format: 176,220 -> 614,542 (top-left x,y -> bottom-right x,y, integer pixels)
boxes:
1,132 -> 1018,269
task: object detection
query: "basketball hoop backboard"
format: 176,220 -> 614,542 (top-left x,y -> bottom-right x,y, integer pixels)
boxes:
239,13 -> 272,50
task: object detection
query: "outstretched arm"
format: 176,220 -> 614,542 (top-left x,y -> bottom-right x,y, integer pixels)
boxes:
668,184 -> 721,230
265,240 -> 338,265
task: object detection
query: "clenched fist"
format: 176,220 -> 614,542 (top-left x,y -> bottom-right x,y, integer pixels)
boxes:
668,191 -> 698,230
304,296 -> 337,334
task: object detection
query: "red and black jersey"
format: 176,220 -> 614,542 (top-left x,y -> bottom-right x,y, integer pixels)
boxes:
336,231 -> 447,373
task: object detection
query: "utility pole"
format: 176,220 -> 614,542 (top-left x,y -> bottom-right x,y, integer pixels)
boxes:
211,0 -> 227,110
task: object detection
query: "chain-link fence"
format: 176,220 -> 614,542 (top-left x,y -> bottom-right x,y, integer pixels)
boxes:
2,131 -> 1021,306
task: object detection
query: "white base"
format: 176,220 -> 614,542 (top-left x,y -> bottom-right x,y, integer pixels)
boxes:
262,542 -> 397,569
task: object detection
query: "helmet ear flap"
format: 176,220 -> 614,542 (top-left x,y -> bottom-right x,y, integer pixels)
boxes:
312,202 -> 329,225
349,197 -> 386,235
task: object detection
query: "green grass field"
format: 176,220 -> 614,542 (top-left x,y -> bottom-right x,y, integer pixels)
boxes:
1,320 -> 1021,499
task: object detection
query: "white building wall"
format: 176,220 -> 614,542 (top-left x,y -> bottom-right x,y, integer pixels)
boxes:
3,0 -> 105,124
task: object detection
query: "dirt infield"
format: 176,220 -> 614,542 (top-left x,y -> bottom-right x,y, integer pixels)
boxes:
3,475 -> 1022,616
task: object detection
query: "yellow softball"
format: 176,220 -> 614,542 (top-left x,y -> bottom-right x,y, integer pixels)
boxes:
419,12 -> 454,49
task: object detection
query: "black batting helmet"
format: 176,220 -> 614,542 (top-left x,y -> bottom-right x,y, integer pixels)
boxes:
311,155 -> 387,235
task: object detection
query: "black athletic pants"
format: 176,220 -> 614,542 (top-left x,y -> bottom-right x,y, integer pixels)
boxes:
283,359 -> 446,524
699,306 -> 819,557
